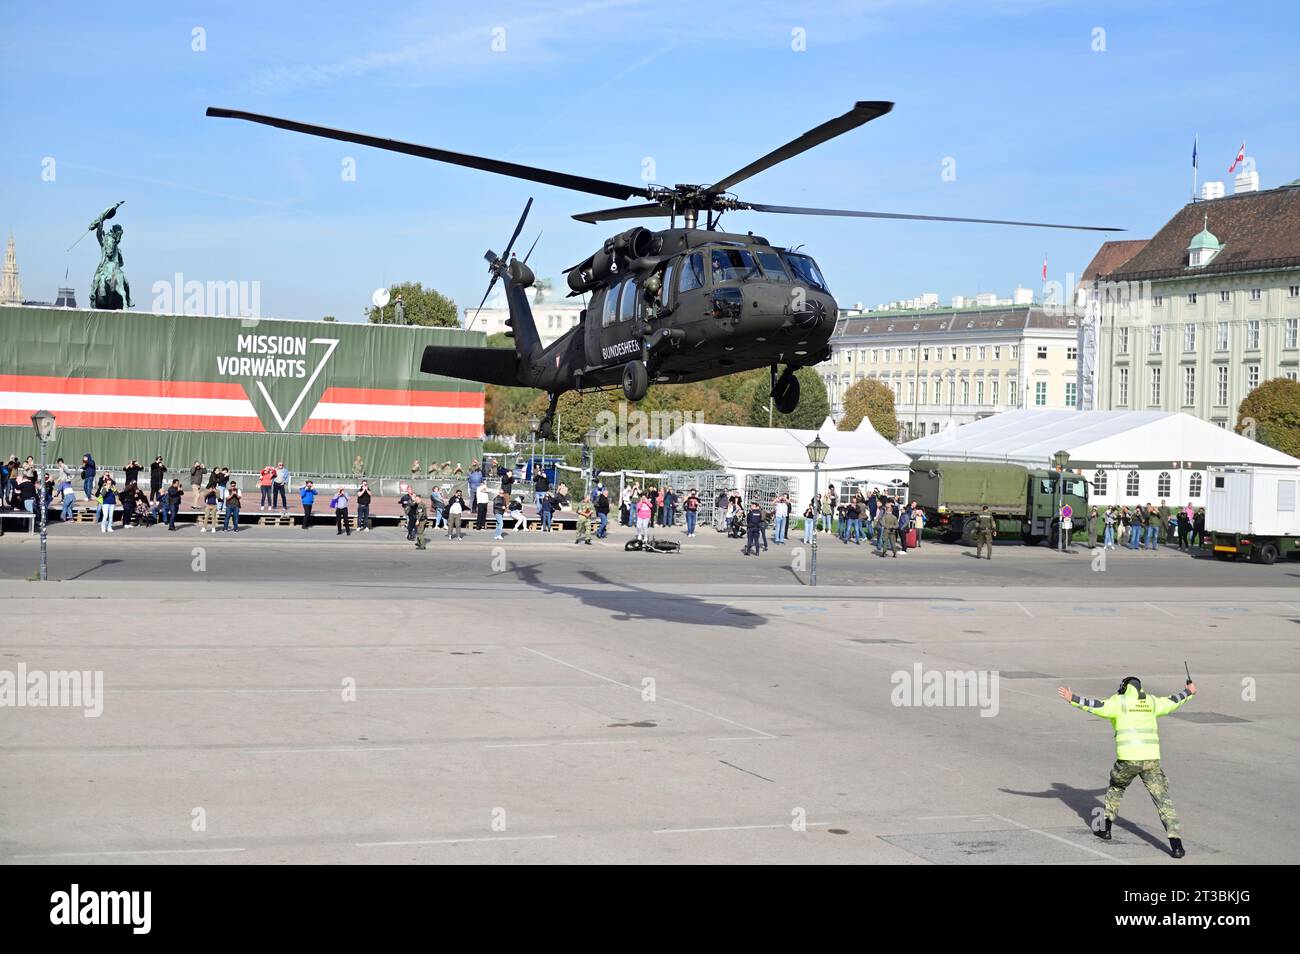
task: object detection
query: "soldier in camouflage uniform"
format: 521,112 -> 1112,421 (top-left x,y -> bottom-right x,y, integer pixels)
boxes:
1058,675 -> 1197,858
574,498 -> 594,545
973,505 -> 995,560
412,495 -> 428,550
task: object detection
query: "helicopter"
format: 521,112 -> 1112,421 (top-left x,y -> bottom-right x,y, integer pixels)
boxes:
206,102 -> 1119,440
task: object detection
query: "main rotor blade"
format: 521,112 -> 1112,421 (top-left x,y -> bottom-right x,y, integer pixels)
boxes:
572,202 -> 668,224
746,202 -> 1124,232
707,101 -> 893,196
501,197 -> 533,262
206,107 -> 652,202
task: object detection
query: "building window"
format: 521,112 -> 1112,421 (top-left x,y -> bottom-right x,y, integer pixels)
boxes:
923,348 -> 930,361
1291,285 -> 1300,298
976,380 -> 984,404
993,346 -> 1002,360
1216,321 -> 1229,350
1183,366 -> 1196,406
1126,470 -> 1140,497
1118,367 -> 1129,406
1183,324 -> 1196,352
1150,325 -> 1162,353
978,346 -> 986,361
1011,345 -> 1020,360
961,380 -> 970,404
1067,346 -> 1078,361
909,348 -> 917,362
1150,367 -> 1161,405
950,348 -> 958,361
963,346 -> 972,361
930,422 -> 940,434
1247,320 -> 1260,349
1158,472 -> 1172,497
1287,319 -> 1298,349
906,380 -> 915,403
1153,295 -> 1163,308
1187,292 -> 1198,304
1219,290 -> 1231,303
933,380 -> 942,404
918,382 -> 927,405
1189,472 -> 1203,498
1037,346 -> 1048,360
1035,381 -> 1047,406
1093,470 -> 1108,496
1065,381 -> 1077,407
991,379 -> 999,406
948,379 -> 956,405
1216,365 -> 1229,406
1248,364 -> 1260,391
1250,288 -> 1262,301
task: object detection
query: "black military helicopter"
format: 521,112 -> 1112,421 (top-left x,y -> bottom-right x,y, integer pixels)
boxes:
207,102 -> 1118,439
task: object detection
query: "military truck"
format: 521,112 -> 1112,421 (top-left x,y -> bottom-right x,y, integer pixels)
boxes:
1205,465 -> 1300,564
908,460 -> 1088,546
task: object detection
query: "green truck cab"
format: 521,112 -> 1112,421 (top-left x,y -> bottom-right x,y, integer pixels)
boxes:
908,460 -> 1088,546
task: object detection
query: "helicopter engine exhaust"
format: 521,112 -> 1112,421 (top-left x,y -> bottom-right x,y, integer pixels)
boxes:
566,227 -> 658,293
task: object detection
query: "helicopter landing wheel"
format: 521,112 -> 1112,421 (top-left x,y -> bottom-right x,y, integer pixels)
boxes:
772,371 -> 800,415
622,361 -> 649,402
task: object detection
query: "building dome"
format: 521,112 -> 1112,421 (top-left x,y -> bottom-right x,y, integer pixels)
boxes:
1186,214 -> 1222,266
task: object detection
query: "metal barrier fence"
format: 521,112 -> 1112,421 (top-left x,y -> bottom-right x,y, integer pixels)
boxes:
744,473 -> 795,514
661,470 -> 733,526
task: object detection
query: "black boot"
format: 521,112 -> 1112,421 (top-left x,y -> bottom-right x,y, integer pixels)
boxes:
1094,818 -> 1112,841
1169,837 -> 1185,858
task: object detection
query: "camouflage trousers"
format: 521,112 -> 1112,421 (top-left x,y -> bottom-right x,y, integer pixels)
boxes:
575,517 -> 591,541
1104,759 -> 1180,837
975,533 -> 992,559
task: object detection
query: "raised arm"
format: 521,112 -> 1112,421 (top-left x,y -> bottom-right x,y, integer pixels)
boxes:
1058,685 -> 1118,718
1154,682 -> 1196,717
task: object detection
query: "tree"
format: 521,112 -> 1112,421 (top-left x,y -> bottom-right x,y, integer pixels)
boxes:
1236,377 -> 1300,457
748,366 -> 830,429
839,378 -> 899,441
364,281 -> 459,327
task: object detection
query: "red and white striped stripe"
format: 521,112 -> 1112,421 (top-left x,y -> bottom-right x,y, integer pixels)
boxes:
0,375 -> 484,438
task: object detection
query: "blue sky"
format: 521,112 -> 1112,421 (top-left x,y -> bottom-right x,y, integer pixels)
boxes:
2,0 -> 1297,321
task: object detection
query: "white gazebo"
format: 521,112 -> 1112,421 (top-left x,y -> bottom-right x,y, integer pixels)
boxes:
899,409 -> 1300,506
662,415 -> 912,503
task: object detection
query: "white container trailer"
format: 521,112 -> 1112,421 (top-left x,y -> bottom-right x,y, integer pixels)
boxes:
1205,465 -> 1300,564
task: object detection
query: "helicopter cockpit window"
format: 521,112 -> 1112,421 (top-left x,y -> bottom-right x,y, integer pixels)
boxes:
753,250 -> 792,282
601,284 -> 619,327
782,252 -> 829,293
710,248 -> 756,283
678,253 -> 705,293
618,279 -> 639,322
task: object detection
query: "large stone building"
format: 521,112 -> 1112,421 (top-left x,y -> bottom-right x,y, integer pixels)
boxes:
823,305 -> 1081,441
1084,178 -> 1300,427
462,279 -> 583,346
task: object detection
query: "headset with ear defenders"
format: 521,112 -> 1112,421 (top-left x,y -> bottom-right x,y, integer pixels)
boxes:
1117,676 -> 1145,699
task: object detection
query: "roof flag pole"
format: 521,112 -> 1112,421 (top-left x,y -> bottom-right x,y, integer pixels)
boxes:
1191,134 -> 1198,201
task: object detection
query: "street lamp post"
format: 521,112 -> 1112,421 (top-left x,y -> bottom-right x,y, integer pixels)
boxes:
1052,449 -> 1071,552
806,436 -> 829,586
30,410 -> 57,582
583,428 -> 598,500
528,416 -> 539,479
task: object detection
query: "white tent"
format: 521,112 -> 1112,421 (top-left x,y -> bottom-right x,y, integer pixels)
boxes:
899,409 -> 1300,506
662,415 -> 912,502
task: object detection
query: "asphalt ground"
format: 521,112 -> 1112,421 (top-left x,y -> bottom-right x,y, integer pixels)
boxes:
1,521 -> 1295,864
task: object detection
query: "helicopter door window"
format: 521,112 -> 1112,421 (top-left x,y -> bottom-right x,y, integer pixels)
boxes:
619,279 -> 639,322
601,284 -> 619,327
710,248 -> 756,283
753,250 -> 792,282
678,253 -> 705,293
661,262 -> 675,308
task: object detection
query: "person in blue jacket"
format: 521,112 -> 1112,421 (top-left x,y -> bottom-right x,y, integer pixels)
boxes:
81,454 -> 97,501
298,480 -> 317,530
